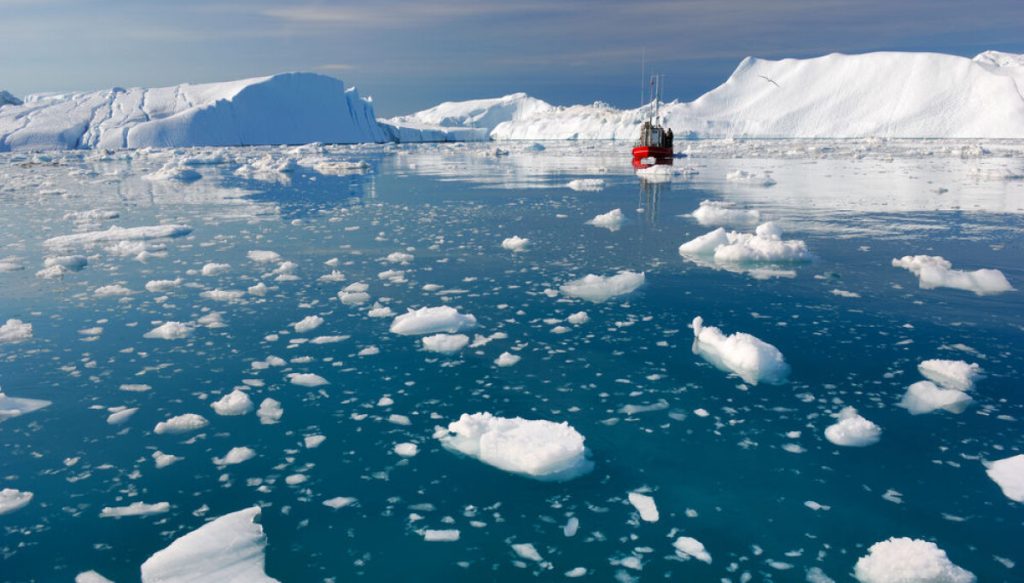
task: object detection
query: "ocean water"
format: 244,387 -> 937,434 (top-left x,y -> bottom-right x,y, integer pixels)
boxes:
1,141 -> 1022,582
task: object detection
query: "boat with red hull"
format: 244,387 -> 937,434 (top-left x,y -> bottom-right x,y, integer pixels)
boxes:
632,74 -> 674,167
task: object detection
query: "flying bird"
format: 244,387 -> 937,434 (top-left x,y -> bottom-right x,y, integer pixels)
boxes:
759,75 -> 780,87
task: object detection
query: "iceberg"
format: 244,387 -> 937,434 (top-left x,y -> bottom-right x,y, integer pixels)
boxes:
560,271 -> 644,303
437,412 -> 593,481
140,506 -> 278,583
389,306 -> 477,336
853,537 -> 975,583
691,316 -> 789,385
1,73 -> 387,151
892,255 -> 1014,296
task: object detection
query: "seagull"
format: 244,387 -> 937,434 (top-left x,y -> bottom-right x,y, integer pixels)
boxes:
759,75 -> 780,88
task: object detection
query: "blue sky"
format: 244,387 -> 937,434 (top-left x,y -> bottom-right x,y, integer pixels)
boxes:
1,0 -> 1021,116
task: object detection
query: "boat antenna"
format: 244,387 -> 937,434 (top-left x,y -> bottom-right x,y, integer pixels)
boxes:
640,48 -> 646,108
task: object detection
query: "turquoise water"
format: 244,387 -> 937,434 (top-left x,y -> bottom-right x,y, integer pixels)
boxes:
1,142 -> 1022,581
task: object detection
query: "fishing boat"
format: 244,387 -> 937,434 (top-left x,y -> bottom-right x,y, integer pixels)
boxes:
632,74 -> 673,167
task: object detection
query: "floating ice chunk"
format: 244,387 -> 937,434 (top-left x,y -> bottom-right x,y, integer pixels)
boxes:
673,536 -> 712,564
567,178 -> 605,191
107,407 -> 139,425
154,413 -> 209,435
140,507 -> 278,583
0,488 -> 33,515
726,169 -> 776,186
984,454 -> 1024,502
0,319 -> 32,343
635,165 -> 677,182
200,289 -> 245,302
437,412 -> 593,481
319,270 -> 346,283
394,443 -> 419,457
153,451 -> 183,469
691,316 -> 789,385
200,262 -> 230,276
257,398 -> 283,425
213,446 -> 256,466
288,373 -> 328,387
248,282 -> 268,297
292,315 -> 324,333
501,236 -> 530,252
389,306 -> 477,336
892,255 -> 1014,296
628,492 -> 659,522
511,542 -> 544,562
75,570 -> 114,583
358,346 -> 380,356
560,270 -> 644,303
285,474 -> 307,485
680,223 -> 810,264
94,284 -> 132,297
853,537 -> 975,583
197,312 -> 226,329
587,208 -> 625,231
824,407 -> 881,447
0,257 -> 24,272
99,501 -> 170,518
422,333 -> 470,354
385,251 -> 414,264
367,303 -> 394,318
44,224 -> 192,248
691,200 -> 761,227
338,282 -> 371,305
144,321 -> 193,340
917,359 -> 982,391
567,311 -> 589,325
898,381 -> 973,415
146,278 -> 183,292
120,384 -> 151,393
423,529 -> 460,542
145,163 -> 202,183
304,435 -> 326,449
323,496 -> 357,509
247,250 -> 281,264
495,352 -> 521,367
211,389 -> 253,416
37,254 -> 88,278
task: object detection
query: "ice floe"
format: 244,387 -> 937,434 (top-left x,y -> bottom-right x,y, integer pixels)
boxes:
726,169 -> 777,186
144,322 -> 194,340
984,454 -> 1024,503
501,236 -> 529,252
892,255 -> 1014,295
566,178 -> 605,191
389,306 -> 477,336
213,447 -> 256,466
437,412 -> 592,481
257,399 -> 283,425
627,492 -> 659,522
824,407 -> 882,447
44,224 -> 192,249
140,506 -> 278,583
0,488 -> 33,515
587,208 -> 625,231
691,200 -> 761,227
211,390 -> 254,416
154,413 -> 209,435
288,373 -> 328,387
853,537 -> 975,583
421,333 -> 470,354
917,359 -> 982,391
0,319 -> 32,343
559,270 -> 644,303
673,536 -> 712,564
292,315 -> 324,333
99,501 -> 170,518
679,222 -> 810,265
898,381 -> 973,415
691,316 -> 789,385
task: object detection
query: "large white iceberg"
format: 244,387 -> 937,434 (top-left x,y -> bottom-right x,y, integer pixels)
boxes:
824,407 -> 882,447
140,506 -> 278,583
898,381 -> 973,415
691,316 -> 789,385
437,412 -> 593,481
1,73 -> 387,151
853,537 -> 975,583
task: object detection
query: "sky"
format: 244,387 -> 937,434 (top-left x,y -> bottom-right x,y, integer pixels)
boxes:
1,0 -> 1022,116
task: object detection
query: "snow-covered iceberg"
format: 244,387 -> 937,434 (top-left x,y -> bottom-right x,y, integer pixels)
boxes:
691,316 -> 789,385
384,93 -> 551,142
140,506 -> 278,583
1,73 -> 388,151
486,51 -> 1024,139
